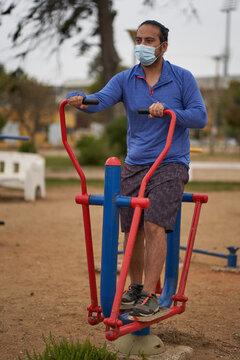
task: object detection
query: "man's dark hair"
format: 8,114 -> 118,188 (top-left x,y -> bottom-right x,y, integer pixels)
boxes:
138,20 -> 169,43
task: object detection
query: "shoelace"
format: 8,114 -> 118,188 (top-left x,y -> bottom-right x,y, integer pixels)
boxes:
137,293 -> 153,306
123,285 -> 131,296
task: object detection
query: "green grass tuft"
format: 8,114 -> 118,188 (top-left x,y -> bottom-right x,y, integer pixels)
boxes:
18,334 -> 121,360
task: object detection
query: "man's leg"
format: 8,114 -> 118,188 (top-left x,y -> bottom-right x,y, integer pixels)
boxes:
120,230 -> 144,310
128,221 -> 169,321
143,221 -> 167,293
124,230 -> 145,284
122,223 -> 166,294
125,163 -> 188,320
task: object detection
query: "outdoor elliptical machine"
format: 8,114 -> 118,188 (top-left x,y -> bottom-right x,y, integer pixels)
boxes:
59,98 -> 208,345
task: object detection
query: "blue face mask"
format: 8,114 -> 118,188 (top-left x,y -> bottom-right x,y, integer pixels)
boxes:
134,44 -> 162,66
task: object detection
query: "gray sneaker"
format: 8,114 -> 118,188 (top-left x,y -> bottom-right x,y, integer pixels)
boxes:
128,290 -> 169,322
120,284 -> 143,310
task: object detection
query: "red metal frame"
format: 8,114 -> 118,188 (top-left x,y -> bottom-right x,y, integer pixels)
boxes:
59,100 -> 102,324
59,101 -> 208,339
104,109 -> 176,333
104,193 -> 208,340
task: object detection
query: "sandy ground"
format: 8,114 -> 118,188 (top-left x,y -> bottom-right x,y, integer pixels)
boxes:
0,185 -> 240,360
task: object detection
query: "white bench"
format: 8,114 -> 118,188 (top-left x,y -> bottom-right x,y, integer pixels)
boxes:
0,151 -> 46,201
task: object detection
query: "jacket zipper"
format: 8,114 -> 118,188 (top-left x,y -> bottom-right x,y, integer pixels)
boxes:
136,76 -> 154,97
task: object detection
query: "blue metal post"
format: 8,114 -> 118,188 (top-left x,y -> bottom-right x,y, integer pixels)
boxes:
159,204 -> 182,308
100,158 -> 122,318
227,247 -> 239,267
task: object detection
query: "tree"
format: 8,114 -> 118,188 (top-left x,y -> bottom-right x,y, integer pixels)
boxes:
0,1 -> 169,85
76,134 -> 110,165
0,0 -> 121,123
0,113 -> 6,132
0,0 -> 119,88
0,65 -> 56,147
0,0 -> 200,82
105,115 -> 127,159
0,0 -> 200,123
222,81 -> 240,146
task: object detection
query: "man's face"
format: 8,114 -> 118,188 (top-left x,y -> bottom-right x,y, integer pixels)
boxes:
135,24 -> 161,47
135,24 -> 167,57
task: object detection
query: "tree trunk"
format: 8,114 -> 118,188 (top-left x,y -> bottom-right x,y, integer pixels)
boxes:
95,0 -> 119,122
18,111 -> 35,148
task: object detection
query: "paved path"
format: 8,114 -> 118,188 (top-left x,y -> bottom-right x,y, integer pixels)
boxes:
189,161 -> 240,182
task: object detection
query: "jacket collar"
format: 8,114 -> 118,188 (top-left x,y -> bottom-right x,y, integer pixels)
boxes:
134,59 -> 173,87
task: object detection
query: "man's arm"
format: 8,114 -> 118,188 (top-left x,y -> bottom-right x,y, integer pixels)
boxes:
173,71 -> 208,129
66,72 -> 124,113
148,71 -> 207,129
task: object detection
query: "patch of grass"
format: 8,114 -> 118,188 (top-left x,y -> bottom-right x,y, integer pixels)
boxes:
46,178 -> 240,192
18,335 -> 120,360
18,334 -> 150,360
45,152 -> 240,171
45,156 -> 75,171
45,156 -> 106,171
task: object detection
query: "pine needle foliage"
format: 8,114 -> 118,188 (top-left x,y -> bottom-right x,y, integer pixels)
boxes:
18,334 -> 121,360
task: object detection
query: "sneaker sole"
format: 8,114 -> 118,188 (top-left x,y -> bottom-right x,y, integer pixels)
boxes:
128,307 -> 169,322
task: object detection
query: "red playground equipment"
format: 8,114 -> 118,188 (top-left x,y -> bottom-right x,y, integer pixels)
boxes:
59,99 -> 208,348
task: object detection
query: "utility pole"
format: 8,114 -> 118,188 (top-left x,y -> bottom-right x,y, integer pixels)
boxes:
209,55 -> 223,154
221,0 -> 238,77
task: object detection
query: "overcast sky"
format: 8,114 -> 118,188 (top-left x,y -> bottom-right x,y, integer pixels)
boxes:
1,0 -> 240,86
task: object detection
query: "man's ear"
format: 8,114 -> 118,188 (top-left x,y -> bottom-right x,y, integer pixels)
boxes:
162,41 -> 168,54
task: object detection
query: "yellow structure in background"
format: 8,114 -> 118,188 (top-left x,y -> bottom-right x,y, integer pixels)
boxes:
190,147 -> 203,153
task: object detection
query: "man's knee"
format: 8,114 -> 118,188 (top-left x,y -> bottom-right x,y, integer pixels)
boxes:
144,221 -> 166,236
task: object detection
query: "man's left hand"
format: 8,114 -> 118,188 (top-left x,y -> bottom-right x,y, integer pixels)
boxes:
148,102 -> 164,118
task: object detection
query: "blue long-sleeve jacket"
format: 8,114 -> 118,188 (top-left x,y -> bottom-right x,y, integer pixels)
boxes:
66,59 -> 207,168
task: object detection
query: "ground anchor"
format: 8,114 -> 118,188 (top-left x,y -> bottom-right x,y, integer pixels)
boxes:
114,334 -> 165,356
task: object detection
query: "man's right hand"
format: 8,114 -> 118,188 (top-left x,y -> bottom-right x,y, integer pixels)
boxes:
67,95 -> 88,109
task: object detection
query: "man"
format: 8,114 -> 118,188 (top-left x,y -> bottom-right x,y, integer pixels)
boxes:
66,20 -> 207,322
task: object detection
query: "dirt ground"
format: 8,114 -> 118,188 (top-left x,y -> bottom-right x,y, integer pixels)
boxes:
0,185 -> 240,360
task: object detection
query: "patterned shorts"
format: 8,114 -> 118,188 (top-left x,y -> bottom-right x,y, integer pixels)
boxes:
120,162 -> 189,233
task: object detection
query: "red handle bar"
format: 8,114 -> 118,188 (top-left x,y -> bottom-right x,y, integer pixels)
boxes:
138,108 -> 176,196
138,108 -> 151,114
59,98 -> 99,193
105,107 -> 176,327
60,100 -> 176,194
